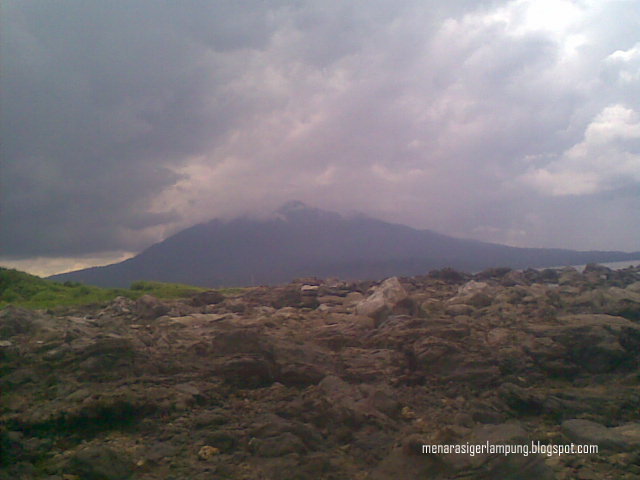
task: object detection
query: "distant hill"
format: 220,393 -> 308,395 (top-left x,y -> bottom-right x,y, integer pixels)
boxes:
49,201 -> 640,287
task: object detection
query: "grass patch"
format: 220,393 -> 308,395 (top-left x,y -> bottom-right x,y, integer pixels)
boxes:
0,267 -> 128,309
0,267 -> 244,310
129,280 -> 208,299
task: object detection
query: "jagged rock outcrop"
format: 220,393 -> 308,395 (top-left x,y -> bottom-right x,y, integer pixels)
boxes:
355,276 -> 416,324
2,263 -> 640,479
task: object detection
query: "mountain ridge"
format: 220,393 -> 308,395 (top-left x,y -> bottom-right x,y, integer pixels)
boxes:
49,202 -> 640,287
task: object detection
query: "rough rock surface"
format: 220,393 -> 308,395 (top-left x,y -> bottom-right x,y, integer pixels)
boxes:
2,264 -> 640,479
355,277 -> 413,324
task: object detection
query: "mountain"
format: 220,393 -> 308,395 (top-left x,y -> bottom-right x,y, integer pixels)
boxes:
49,201 -> 640,287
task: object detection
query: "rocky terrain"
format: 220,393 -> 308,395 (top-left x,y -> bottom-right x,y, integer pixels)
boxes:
2,264 -> 640,479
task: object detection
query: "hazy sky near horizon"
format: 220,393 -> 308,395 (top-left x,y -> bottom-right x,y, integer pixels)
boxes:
1,0 -> 639,276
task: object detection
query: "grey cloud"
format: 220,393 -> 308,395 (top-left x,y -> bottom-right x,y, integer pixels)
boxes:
1,0 -> 275,256
1,0 -> 638,269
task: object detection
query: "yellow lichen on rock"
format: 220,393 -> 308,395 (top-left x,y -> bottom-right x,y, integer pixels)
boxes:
198,445 -> 220,460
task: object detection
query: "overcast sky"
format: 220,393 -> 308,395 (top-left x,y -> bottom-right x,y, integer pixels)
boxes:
1,0 -> 639,276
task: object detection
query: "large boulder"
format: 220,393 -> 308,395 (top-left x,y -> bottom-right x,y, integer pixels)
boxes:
561,419 -> 638,452
572,286 -> 640,320
301,376 -> 394,429
134,295 -> 170,321
300,284 -> 320,308
216,355 -> 275,388
525,314 -> 640,374
191,290 -> 225,306
249,413 -> 321,457
446,280 -> 494,310
355,277 -> 413,324
209,328 -> 276,387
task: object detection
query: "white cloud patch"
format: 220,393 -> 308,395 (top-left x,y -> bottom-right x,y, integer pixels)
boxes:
0,252 -> 135,278
606,42 -> 640,83
520,104 -> 640,195
495,0 -> 584,36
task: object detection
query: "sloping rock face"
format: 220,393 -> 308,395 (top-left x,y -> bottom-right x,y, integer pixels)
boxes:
2,264 -> 640,479
355,276 -> 413,324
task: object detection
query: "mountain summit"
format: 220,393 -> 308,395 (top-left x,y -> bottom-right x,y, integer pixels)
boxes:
49,203 -> 639,287
276,200 -> 312,215
274,200 -> 342,223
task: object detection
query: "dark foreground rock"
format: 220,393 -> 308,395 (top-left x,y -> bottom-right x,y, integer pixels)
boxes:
1,264 -> 640,479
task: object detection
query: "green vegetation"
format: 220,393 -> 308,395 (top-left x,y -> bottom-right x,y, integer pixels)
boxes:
129,279 -> 211,298
0,267 -> 237,310
0,268 -> 129,309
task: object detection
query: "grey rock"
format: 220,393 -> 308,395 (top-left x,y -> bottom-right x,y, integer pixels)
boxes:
558,267 -> 584,285
0,307 -> 38,338
276,362 -> 325,386
611,423 -> 640,449
217,355 -> 275,388
191,290 -> 225,306
5,265 -> 640,480
355,277 -> 408,324
445,303 -> 475,316
527,314 -> 640,374
470,421 -> 529,444
135,294 -> 170,320
562,419 -> 632,451
250,432 -> 307,457
67,446 -> 133,480
106,296 -> 135,316
498,383 -> 544,415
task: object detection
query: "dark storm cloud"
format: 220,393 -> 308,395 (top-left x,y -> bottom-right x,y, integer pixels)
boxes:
1,0 -> 639,274
1,0 -> 281,256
